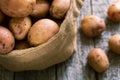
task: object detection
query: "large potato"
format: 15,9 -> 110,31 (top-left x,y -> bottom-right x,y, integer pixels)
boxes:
0,0 -> 36,17
0,26 -> 15,54
50,0 -> 70,19
9,17 -> 31,40
28,19 -> 59,46
31,0 -> 50,18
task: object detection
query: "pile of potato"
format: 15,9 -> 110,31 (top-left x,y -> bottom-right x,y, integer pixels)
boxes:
0,0 -> 70,54
81,0 -> 120,73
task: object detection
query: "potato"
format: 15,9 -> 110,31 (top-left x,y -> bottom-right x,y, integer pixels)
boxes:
0,11 -> 4,23
108,1 -> 120,22
50,0 -> 70,19
9,17 -> 31,40
28,19 -> 59,46
0,0 -> 36,17
109,34 -> 120,54
87,48 -> 109,73
81,15 -> 106,37
0,26 -> 15,54
31,0 -> 50,18
15,41 -> 30,50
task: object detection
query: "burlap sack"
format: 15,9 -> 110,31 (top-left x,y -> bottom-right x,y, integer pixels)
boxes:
0,0 -> 83,71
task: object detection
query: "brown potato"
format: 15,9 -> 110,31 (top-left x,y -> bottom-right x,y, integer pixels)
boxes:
9,17 -> 31,40
0,26 -> 15,54
50,0 -> 70,19
108,1 -> 120,22
109,34 -> 120,54
28,19 -> 59,46
81,15 -> 106,37
31,0 -> 50,18
87,48 -> 109,73
0,11 -> 4,23
15,41 -> 30,50
0,0 -> 36,17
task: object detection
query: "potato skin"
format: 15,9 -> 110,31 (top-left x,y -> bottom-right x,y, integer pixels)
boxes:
81,15 -> 106,37
0,0 -> 36,17
9,17 -> 31,40
28,19 -> 59,46
108,1 -> 120,22
87,48 -> 109,73
0,26 -> 15,54
31,0 -> 50,18
50,0 -> 70,19
109,34 -> 120,54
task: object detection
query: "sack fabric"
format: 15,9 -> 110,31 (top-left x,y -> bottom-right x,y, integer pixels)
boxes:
0,0 -> 83,71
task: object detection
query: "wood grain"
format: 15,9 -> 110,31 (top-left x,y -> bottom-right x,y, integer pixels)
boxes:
0,70 -> 14,80
14,67 -> 56,80
92,0 -> 120,80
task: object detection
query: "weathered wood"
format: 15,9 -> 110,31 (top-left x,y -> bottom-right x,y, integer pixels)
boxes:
92,0 -> 120,80
56,0 -> 96,80
14,67 -> 56,80
0,70 -> 14,80
1,0 -> 120,80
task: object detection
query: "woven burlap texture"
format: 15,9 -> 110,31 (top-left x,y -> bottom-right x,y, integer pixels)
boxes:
0,0 -> 83,71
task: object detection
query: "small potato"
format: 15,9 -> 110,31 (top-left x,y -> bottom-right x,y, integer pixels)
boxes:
87,48 -> 109,73
50,0 -> 70,19
28,19 -> 59,46
0,0 -> 36,17
0,11 -> 4,23
9,17 -> 31,40
81,15 -> 106,37
108,1 -> 120,22
31,0 -> 50,18
0,26 -> 15,54
109,34 -> 120,54
15,41 -> 30,50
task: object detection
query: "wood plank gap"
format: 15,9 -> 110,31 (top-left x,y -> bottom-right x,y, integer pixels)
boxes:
90,0 -> 98,80
13,72 -> 15,80
55,65 -> 57,80
95,72 -> 99,80
90,0 -> 96,48
90,0 -> 93,14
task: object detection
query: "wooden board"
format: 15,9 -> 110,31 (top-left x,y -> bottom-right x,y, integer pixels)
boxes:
1,0 -> 120,80
92,0 -> 120,80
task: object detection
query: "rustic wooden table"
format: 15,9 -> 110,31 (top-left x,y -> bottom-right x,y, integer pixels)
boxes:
1,0 -> 120,80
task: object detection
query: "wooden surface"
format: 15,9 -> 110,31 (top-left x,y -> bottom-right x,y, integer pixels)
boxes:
0,0 -> 120,80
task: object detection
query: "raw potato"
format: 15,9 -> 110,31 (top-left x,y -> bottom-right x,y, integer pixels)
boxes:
28,19 -> 59,46
31,0 -> 50,18
50,0 -> 70,19
109,34 -> 120,54
15,41 -> 30,50
0,11 -> 4,23
81,15 -> 106,37
87,48 -> 109,73
0,0 -> 36,17
0,26 -> 15,54
108,1 -> 120,22
9,17 -> 31,40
